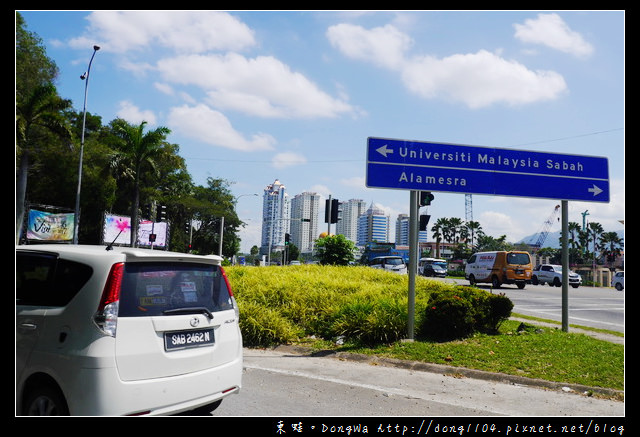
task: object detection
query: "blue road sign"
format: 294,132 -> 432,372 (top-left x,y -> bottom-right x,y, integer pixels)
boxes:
366,137 -> 609,203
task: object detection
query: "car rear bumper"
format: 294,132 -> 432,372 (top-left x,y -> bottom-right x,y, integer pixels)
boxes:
66,354 -> 243,416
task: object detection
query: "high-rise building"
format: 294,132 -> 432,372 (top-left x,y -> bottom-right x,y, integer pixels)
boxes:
396,213 -> 429,245
336,199 -> 367,243
290,192 -> 320,253
260,179 -> 290,255
357,203 -> 389,246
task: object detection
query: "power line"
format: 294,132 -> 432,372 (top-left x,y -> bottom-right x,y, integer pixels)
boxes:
183,128 -> 624,164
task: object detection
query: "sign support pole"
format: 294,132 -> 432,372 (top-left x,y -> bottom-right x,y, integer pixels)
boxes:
407,190 -> 418,341
561,200 -> 569,332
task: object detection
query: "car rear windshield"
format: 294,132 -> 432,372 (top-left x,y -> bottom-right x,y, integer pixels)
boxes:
118,262 -> 233,317
507,253 -> 531,265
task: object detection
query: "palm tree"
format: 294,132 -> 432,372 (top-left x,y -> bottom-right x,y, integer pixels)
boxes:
465,220 -> 483,250
110,119 -> 171,246
587,222 -> 605,261
16,83 -> 72,242
431,219 -> 445,258
600,231 -> 623,268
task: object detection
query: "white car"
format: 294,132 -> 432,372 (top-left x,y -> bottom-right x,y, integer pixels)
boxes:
16,244 -> 243,416
369,256 -> 407,274
532,264 -> 582,288
612,271 -> 624,291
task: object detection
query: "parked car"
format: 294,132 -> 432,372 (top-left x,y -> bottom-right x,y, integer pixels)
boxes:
418,258 -> 447,277
612,271 -> 624,291
369,256 -> 407,274
531,264 -> 582,288
16,244 -> 243,416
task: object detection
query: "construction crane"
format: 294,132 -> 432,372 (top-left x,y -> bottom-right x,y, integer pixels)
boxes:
528,205 -> 560,251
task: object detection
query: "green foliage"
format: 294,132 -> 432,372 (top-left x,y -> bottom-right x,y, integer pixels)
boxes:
418,287 -> 513,341
314,234 -> 356,265
226,265 -> 513,347
326,298 -> 408,345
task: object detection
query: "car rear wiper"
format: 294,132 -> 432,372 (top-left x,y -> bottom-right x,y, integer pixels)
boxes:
163,307 -> 214,320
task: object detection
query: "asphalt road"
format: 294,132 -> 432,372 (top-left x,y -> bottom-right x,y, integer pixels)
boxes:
211,347 -> 623,417
437,278 -> 624,334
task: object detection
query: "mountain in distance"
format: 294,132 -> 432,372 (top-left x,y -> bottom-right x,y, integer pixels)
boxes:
517,230 -> 624,249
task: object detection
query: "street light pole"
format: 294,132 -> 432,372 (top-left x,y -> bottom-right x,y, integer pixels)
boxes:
73,45 -> 100,244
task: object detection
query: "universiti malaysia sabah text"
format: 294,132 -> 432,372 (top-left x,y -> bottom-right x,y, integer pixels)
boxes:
396,147 -> 585,187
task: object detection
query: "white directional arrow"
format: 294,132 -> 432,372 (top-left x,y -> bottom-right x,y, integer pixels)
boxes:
376,144 -> 394,158
588,184 -> 603,196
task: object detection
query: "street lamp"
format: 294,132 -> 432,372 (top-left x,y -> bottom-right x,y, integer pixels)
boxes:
73,45 -> 100,244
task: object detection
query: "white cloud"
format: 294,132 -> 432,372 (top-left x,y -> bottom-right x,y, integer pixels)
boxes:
340,176 -> 366,189
326,23 -> 413,70
116,100 -> 156,125
328,22 -> 568,108
157,53 -> 355,119
271,152 -> 308,169
514,13 -> 594,58
402,50 -> 567,108
70,10 -> 256,54
168,104 -> 276,152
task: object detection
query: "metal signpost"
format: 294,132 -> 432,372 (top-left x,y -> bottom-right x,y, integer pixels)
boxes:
366,137 -> 610,337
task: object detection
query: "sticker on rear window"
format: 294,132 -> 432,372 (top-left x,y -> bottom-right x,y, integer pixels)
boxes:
146,284 -> 164,295
139,296 -> 168,306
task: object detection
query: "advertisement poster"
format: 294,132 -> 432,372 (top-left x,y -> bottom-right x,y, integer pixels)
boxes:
138,220 -> 168,248
103,213 -> 168,247
26,209 -> 75,242
103,213 -> 131,245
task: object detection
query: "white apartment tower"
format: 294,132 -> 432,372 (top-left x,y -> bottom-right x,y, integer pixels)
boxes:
260,179 -> 290,255
336,199 -> 367,243
290,192 -> 320,253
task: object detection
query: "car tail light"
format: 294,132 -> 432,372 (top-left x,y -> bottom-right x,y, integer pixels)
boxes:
220,266 -> 239,319
94,262 -> 124,336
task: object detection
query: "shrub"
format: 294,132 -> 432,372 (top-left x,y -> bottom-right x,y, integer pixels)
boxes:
419,292 -> 475,341
238,300 -> 302,347
418,287 -> 514,341
326,298 -> 408,345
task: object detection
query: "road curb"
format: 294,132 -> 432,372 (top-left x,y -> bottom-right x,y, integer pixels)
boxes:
268,344 -> 624,402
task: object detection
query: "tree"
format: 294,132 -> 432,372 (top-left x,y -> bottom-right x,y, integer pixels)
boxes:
430,219 -> 445,258
16,84 -> 72,242
109,119 -> 171,246
465,220 -> 483,250
189,178 -> 242,257
315,234 -> 356,265
600,231 -> 623,267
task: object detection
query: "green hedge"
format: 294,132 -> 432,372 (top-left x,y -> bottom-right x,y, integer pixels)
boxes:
226,265 -> 513,347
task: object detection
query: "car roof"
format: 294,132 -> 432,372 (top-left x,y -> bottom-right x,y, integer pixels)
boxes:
16,244 -> 223,265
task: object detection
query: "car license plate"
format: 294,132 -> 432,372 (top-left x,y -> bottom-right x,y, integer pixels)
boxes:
164,328 -> 214,351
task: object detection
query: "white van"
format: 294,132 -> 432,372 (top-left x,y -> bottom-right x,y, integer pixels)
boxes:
465,251 -> 532,289
369,256 -> 407,274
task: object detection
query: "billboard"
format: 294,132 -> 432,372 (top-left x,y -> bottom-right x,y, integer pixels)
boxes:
26,209 -> 75,242
103,213 -> 168,248
103,213 -> 132,245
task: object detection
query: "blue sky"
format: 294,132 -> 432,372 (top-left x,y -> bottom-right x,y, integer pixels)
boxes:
19,10 -> 624,252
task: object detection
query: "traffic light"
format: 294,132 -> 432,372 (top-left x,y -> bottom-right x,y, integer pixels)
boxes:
285,233 -> 290,245
325,198 -> 340,224
419,214 -> 431,231
419,191 -> 434,206
156,204 -> 167,221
